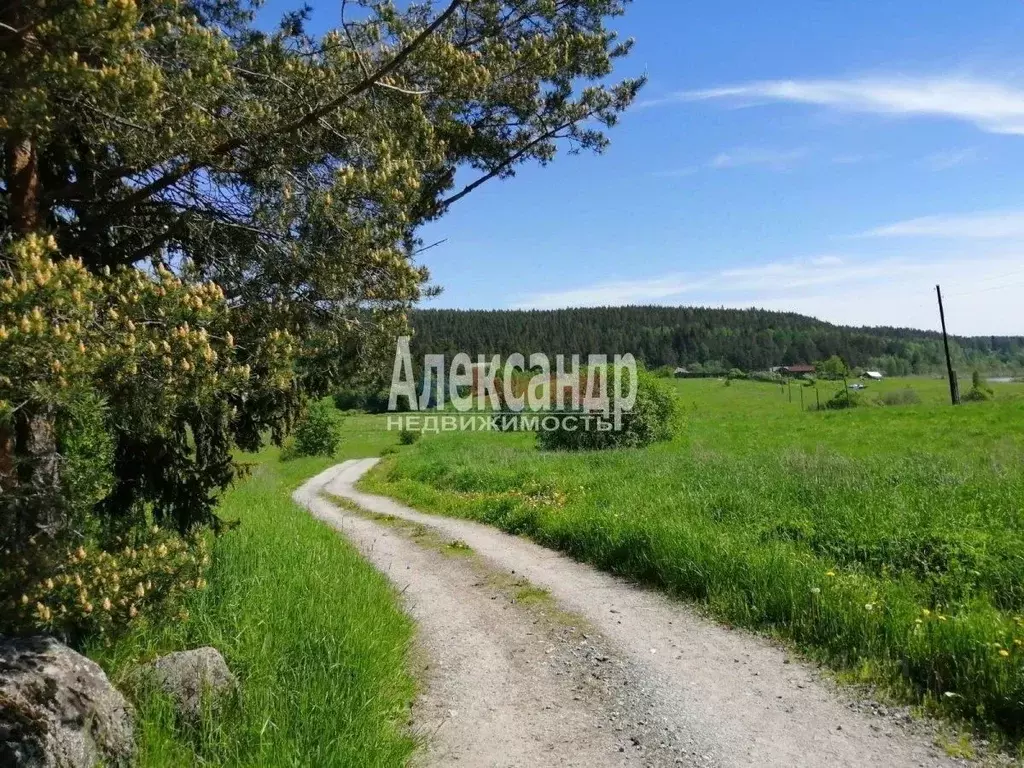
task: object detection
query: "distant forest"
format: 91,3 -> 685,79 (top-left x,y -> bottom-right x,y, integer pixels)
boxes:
410,306 -> 1024,376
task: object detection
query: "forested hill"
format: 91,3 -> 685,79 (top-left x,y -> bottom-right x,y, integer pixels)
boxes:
410,306 -> 1024,376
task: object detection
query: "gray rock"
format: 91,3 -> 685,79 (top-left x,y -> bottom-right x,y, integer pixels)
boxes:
0,635 -> 135,767
136,647 -> 235,720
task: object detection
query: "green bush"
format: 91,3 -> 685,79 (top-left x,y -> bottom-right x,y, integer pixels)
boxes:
962,386 -> 993,403
293,402 -> 342,457
877,388 -> 921,406
398,429 -> 420,445
823,389 -> 863,410
333,387 -> 409,414
537,366 -> 678,451
333,388 -> 368,411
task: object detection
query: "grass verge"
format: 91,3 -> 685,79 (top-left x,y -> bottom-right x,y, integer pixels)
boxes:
88,416 -> 417,767
362,378 -> 1024,749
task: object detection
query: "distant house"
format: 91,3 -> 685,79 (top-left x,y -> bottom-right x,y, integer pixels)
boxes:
779,364 -> 816,377
673,367 -> 690,378
862,370 -> 884,381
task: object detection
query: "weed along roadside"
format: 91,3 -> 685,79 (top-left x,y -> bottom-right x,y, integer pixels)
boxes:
80,418 -> 418,766
306,457 -> 962,767
361,376 -> 1024,759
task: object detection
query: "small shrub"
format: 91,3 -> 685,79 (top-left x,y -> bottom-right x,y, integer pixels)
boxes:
878,388 -> 921,406
748,370 -> 783,383
398,429 -> 420,446
823,389 -> 863,410
727,368 -> 746,380
1,527 -> 208,642
962,387 -> 993,403
537,366 -> 679,451
293,401 -> 341,456
332,388 -> 367,411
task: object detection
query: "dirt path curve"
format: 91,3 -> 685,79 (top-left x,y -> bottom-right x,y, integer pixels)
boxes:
295,459 -> 962,768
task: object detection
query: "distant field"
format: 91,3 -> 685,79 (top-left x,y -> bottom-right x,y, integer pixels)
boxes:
364,376 -> 1024,741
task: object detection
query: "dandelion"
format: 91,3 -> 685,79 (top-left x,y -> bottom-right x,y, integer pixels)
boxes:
864,603 -> 874,612
921,608 -> 931,617
999,649 -> 1010,658
825,570 -> 836,577
810,587 -> 821,595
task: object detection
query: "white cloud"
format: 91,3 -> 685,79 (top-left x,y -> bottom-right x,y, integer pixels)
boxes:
647,75 -> 1024,135
860,209 -> 1024,238
920,147 -> 978,170
513,273 -> 712,309
510,252 -> 1024,335
650,147 -> 806,178
708,147 -> 807,170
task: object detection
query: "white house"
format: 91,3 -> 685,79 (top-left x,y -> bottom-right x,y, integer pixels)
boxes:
862,371 -> 884,381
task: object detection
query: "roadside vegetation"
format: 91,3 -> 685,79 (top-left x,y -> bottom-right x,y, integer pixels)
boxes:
1,0 -> 640,763
90,416 -> 417,767
364,376 -> 1024,743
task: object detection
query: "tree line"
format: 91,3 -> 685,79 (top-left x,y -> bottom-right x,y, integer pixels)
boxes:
410,306 -> 1024,375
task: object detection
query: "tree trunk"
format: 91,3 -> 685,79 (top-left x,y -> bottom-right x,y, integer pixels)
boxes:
3,132 -> 63,537
6,133 -> 42,234
0,422 -> 14,490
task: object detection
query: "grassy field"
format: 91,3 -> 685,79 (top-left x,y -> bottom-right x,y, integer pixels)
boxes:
89,416 -> 417,767
363,376 -> 1024,742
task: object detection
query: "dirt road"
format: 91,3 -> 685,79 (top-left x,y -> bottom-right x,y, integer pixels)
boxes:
294,459 -> 963,767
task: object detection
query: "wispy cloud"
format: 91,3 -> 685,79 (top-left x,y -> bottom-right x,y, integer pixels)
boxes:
860,209 -> 1024,238
651,147 -> 806,178
510,251 -> 1024,334
645,75 -> 1024,135
513,256 -> 920,309
920,147 -> 978,171
709,147 -> 807,170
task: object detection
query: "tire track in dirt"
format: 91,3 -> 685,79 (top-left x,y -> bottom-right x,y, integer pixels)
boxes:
295,459 -> 964,768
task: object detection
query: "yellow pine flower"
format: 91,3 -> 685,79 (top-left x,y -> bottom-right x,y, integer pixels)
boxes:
35,603 -> 52,622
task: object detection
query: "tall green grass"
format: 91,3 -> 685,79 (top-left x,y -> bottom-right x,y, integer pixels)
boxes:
91,416 -> 417,767
363,378 -> 1024,741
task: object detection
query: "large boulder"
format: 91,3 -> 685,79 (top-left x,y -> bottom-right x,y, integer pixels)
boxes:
0,635 -> 134,768
135,647 -> 235,721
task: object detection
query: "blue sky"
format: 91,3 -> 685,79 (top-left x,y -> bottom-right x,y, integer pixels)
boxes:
263,2 -> 1024,335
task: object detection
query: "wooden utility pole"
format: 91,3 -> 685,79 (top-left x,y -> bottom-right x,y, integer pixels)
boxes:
936,285 -> 959,405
